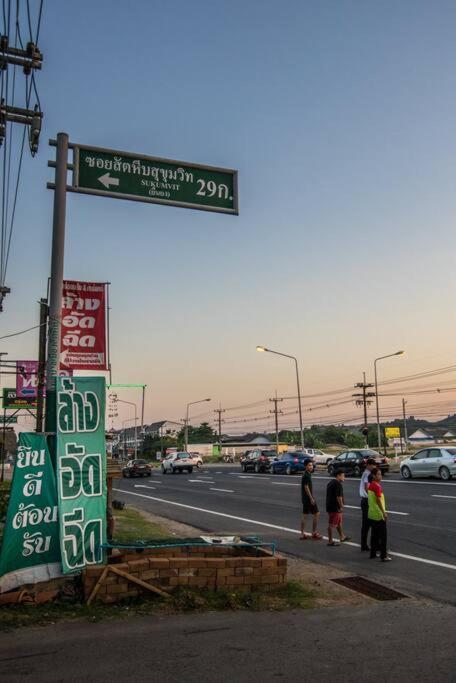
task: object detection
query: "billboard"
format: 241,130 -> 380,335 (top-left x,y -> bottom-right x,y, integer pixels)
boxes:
385,427 -> 401,439
2,387 -> 37,410
16,361 -> 72,398
60,281 -> 107,371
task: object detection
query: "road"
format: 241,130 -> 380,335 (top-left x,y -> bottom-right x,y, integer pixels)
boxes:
115,465 -> 456,603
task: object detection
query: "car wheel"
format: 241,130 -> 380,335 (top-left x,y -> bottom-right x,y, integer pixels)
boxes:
170,466 -> 175,474
196,462 -> 202,470
354,465 -> 361,477
401,466 -> 412,480
254,463 -> 260,474
328,465 -> 335,477
241,463 -> 247,473
286,465 -> 292,476
188,467 -> 193,474
439,466 -> 451,481
272,467 -> 278,475
147,472 -> 151,477
162,466 -> 167,474
326,459 -> 332,466
122,472 -> 126,478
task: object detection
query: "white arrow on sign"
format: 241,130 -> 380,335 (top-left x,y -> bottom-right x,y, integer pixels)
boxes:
98,172 -> 120,189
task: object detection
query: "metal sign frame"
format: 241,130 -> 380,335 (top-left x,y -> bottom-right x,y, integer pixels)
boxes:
67,142 -> 239,215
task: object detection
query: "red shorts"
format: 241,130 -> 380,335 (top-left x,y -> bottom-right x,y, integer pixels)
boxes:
328,512 -> 342,527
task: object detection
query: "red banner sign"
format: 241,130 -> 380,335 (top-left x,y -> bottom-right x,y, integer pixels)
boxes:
60,281 -> 107,370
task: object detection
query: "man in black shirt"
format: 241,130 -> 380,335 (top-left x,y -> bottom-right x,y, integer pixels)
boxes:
326,471 -> 351,546
300,460 -> 322,540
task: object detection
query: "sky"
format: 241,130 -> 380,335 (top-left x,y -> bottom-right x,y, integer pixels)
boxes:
2,0 -> 456,434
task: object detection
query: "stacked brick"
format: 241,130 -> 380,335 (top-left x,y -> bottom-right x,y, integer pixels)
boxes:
83,546 -> 287,604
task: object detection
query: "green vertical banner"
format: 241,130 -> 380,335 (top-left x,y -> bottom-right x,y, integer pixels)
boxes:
56,377 -> 106,574
0,433 -> 61,593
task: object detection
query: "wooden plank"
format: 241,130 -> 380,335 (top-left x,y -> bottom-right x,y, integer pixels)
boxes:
109,565 -> 171,599
86,565 -> 109,605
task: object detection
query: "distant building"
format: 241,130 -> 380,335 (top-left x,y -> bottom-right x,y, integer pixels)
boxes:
408,428 -> 456,445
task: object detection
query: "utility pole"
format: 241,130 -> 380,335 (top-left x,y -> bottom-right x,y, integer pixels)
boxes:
402,398 -> 408,452
45,133 -> 69,433
269,392 -> 283,454
353,373 -> 375,447
35,298 -> 48,432
214,404 -> 225,455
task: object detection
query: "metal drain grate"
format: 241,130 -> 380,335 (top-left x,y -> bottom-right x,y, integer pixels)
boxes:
331,576 -> 408,601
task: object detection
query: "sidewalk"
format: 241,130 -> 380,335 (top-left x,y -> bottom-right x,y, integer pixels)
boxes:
1,600 -> 455,682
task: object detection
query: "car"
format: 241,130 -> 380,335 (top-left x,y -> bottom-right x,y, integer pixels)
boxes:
302,448 -> 332,466
162,452 -> 194,474
188,452 -> 203,469
271,452 -> 313,475
240,449 -> 277,473
400,447 -> 456,481
327,449 -> 389,477
122,459 -> 152,478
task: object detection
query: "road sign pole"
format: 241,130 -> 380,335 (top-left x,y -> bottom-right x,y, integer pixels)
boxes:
36,297 -> 48,432
45,132 -> 69,433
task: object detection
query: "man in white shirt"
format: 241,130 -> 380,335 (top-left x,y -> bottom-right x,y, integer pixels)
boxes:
360,458 -> 377,551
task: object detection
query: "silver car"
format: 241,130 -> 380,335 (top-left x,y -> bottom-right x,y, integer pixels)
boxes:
400,447 -> 456,481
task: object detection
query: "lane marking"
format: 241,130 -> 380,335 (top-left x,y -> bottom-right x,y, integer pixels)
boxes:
432,495 -> 456,500
238,475 -> 271,480
344,504 -> 409,516
134,485 -> 156,490
114,489 -> 456,572
210,488 -> 234,493
313,476 -> 456,487
188,479 -> 214,483
271,482 -> 300,487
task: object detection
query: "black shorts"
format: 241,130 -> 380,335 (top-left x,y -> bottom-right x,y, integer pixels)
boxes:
302,500 -> 319,514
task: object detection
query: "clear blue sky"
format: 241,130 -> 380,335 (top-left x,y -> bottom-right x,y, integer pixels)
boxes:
3,0 -> 456,432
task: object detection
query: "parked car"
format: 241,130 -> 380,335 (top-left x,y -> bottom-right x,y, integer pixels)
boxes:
400,447 -> 456,481
327,449 -> 389,477
162,452 -> 194,474
303,448 -> 332,466
241,449 -> 277,473
188,452 -> 203,469
122,459 -> 152,478
271,452 -> 313,475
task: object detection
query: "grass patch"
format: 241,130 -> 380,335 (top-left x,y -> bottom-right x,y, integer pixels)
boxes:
0,581 -> 317,631
113,506 -> 169,543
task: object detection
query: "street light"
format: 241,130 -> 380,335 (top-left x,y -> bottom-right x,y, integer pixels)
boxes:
256,346 -> 304,452
374,350 -> 404,450
185,398 -> 211,452
115,398 -> 138,457
122,417 -> 138,460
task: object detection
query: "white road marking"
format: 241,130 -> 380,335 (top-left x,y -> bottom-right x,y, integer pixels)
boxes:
313,476 -> 456,487
238,475 -> 271,480
134,485 -> 156,490
210,488 -> 234,493
188,479 -> 214,483
432,495 -> 456,500
114,489 -> 456,573
344,504 -> 409,516
271,482 -> 300,487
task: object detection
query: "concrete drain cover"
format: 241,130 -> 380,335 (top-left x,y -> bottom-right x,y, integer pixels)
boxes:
332,576 -> 408,601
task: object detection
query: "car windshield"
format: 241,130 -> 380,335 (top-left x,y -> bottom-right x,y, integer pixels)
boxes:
360,450 -> 381,458
178,453 -> 189,459
134,460 -> 146,465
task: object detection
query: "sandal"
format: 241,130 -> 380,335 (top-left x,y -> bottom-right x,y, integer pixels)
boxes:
340,536 -> 351,543
327,541 -> 339,546
299,535 -> 309,540
312,532 -> 323,540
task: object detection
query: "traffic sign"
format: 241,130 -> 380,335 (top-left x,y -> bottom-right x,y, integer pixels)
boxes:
72,144 -> 238,215
0,415 -> 17,423
2,388 -> 37,410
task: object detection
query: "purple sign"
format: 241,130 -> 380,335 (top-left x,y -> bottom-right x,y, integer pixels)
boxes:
16,361 -> 72,398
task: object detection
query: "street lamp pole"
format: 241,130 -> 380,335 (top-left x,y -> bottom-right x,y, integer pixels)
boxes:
185,398 -> 211,452
374,351 -> 404,450
257,346 -> 305,452
117,399 -> 138,457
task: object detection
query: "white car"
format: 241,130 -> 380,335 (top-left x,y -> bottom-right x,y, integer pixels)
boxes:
303,448 -> 332,466
162,452 -> 194,474
188,452 -> 203,469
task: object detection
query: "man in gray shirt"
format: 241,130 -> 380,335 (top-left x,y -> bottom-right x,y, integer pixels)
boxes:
360,458 -> 377,551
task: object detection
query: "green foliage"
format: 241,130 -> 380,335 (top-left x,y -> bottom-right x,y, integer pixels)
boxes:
177,422 -> 216,447
141,433 -> 177,457
343,432 -> 365,448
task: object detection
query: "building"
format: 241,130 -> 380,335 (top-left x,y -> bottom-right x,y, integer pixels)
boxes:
144,421 -> 182,438
408,428 -> 456,445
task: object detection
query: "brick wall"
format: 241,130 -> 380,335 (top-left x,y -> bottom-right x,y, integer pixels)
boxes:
84,545 -> 287,604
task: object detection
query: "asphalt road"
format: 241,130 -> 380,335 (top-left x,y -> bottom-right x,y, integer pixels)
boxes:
2,602 -> 456,682
115,465 -> 456,604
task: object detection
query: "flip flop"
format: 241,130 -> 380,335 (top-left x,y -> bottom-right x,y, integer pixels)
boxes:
340,536 -> 351,543
327,541 -> 339,547
312,533 -> 323,540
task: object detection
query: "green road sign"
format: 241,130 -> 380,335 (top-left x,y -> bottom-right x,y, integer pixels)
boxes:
0,416 -> 17,423
2,388 -> 37,410
72,144 -> 238,215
